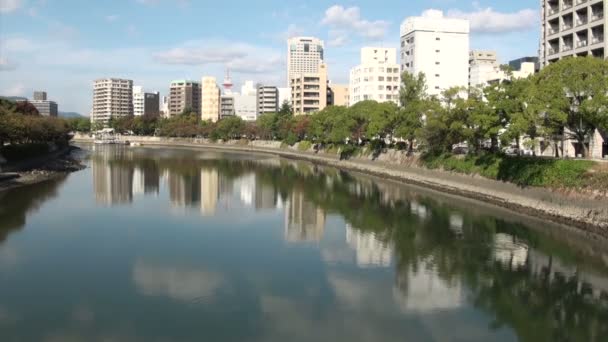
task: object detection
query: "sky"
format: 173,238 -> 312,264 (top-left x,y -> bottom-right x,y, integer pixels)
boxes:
0,0 -> 540,115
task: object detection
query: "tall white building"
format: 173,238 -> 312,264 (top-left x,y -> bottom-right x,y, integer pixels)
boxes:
201,77 -> 220,122
349,47 -> 401,105
400,12 -> 470,96
92,78 -> 133,124
287,37 -> 325,85
540,0 -> 606,68
257,85 -> 279,114
133,86 -> 145,117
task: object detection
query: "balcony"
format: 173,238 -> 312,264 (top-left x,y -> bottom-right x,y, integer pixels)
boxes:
563,0 -> 573,10
591,36 -> 604,44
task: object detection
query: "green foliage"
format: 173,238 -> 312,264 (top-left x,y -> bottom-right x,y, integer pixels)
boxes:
297,140 -> 312,151
532,56 -> 608,157
66,117 -> 91,133
0,99 -> 71,146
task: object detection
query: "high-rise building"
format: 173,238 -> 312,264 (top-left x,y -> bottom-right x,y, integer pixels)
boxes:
168,80 -> 200,117
29,91 -> 58,117
327,84 -> 349,107
201,77 -> 220,122
33,91 -> 47,101
290,63 -> 328,115
287,37 -> 325,85
257,85 -> 279,114
284,188 -> 326,242
540,0 -> 606,68
133,86 -> 160,117
509,56 -> 539,72
92,78 -> 133,124
349,47 -> 401,105
400,12 -> 470,96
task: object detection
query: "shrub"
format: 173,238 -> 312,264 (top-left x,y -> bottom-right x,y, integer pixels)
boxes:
297,140 -> 312,151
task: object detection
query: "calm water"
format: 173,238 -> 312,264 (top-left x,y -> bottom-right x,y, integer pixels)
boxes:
1,145 -> 607,342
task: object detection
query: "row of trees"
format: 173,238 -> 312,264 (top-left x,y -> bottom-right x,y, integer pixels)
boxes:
75,57 -> 608,158
0,99 -> 72,146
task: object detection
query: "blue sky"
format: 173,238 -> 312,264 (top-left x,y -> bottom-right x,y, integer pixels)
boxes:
0,0 -> 539,115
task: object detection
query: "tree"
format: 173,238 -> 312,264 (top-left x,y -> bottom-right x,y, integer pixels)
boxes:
533,57 -> 608,158
214,116 -> 245,140
396,72 -> 431,152
278,101 -> 293,117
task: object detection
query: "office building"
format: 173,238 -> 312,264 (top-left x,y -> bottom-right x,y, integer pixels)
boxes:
540,0 -> 606,67
400,12 -> 470,96
257,85 -> 279,114
201,77 -> 220,122
287,37 -> 325,84
30,100 -> 58,117
168,80 -> 200,117
469,51 -> 536,87
133,86 -> 160,117
33,91 -> 47,101
327,84 -> 349,107
350,47 -> 401,105
92,78 -> 133,124
290,63 -> 328,115
220,95 -> 235,118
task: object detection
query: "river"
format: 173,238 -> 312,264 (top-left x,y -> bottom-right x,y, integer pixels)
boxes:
0,144 -> 607,341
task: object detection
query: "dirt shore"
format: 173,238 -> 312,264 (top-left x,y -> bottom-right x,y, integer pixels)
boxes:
0,146 -> 85,192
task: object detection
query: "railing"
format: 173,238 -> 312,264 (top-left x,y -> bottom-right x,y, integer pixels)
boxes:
577,40 -> 588,47
592,36 -> 604,44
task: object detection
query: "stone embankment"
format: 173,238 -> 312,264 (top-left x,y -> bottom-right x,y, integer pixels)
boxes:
73,134 -> 608,235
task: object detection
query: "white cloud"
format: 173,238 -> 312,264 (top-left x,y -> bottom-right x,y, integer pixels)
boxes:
153,40 -> 283,74
0,0 -> 22,13
321,5 -> 389,46
445,7 -> 538,34
132,260 -> 223,302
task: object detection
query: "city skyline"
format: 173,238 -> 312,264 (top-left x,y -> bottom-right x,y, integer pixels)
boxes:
0,1 -> 539,115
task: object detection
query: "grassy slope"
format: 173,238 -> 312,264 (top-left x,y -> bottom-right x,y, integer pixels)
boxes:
420,153 -> 607,190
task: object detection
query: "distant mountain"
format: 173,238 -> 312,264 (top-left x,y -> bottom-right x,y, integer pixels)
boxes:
0,96 -> 28,102
59,111 -> 85,118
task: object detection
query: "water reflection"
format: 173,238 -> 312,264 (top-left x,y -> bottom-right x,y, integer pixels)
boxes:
1,145 -> 607,341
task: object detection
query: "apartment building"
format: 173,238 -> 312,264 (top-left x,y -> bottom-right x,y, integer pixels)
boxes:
401,12 -> 470,96
469,51 -> 536,87
287,37 -> 325,85
257,85 -> 279,114
201,77 -> 220,122
92,78 -> 133,124
290,63 -> 328,115
328,84 -> 349,107
133,86 -> 160,117
540,0 -> 606,67
31,100 -> 58,117
349,47 -> 401,105
220,95 -> 235,118
168,80 -> 200,117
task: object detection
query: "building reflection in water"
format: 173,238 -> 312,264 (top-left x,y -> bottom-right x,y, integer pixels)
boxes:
345,224 -> 392,268
493,233 -> 529,269
393,258 -> 464,313
200,168 -> 219,216
284,188 -> 326,242
92,148 -> 133,205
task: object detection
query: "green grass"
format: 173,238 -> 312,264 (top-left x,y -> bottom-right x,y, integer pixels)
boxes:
421,153 -> 602,189
1,143 -> 50,162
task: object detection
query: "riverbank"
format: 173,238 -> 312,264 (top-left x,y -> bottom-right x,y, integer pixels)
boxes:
72,135 -> 608,235
0,146 -> 85,193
